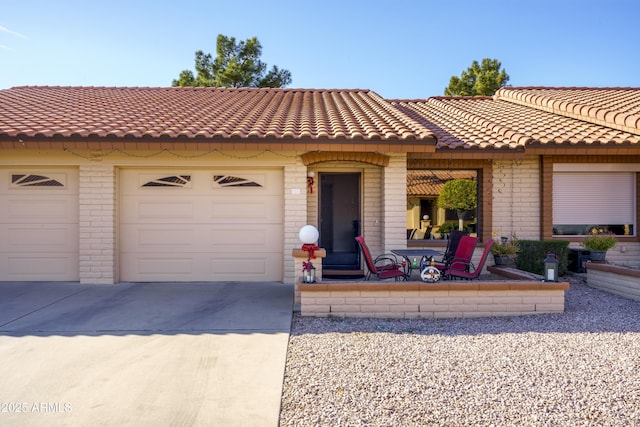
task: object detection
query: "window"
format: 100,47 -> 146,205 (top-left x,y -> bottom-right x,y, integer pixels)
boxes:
552,164 -> 637,236
406,169 -> 478,240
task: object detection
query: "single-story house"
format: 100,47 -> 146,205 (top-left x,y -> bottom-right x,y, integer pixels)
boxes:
1,85 -> 639,284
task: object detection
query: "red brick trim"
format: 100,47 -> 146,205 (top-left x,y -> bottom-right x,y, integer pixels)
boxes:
298,280 -> 569,292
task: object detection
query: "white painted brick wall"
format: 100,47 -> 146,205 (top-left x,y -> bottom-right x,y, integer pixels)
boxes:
492,156 -> 540,240
284,159 -> 308,284
382,154 -> 407,252
79,163 -> 116,284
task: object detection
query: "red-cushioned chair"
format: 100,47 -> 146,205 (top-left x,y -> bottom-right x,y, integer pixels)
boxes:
435,235 -> 477,272
444,240 -> 494,280
434,229 -> 469,268
355,236 -> 406,281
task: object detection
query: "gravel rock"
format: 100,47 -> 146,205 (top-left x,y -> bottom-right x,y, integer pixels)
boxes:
280,276 -> 640,426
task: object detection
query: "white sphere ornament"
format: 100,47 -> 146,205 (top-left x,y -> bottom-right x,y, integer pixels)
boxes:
299,225 -> 319,244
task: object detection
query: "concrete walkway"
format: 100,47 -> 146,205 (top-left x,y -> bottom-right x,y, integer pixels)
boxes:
0,281 -> 293,426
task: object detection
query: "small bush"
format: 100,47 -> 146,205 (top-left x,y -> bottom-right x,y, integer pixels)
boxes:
582,234 -> 617,251
515,240 -> 570,276
490,237 -> 520,255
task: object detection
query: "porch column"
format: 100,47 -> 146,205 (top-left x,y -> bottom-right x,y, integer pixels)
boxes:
382,153 -> 407,253
79,162 -> 117,284
283,159 -> 309,284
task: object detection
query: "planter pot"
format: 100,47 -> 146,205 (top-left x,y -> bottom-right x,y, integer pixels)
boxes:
589,250 -> 607,263
493,254 -> 516,267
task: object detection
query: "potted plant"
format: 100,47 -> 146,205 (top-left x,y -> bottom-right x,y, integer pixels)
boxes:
437,179 -> 477,232
490,236 -> 520,266
582,231 -> 617,263
436,221 -> 458,239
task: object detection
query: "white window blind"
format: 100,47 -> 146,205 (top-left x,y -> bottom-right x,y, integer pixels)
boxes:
553,172 -> 635,224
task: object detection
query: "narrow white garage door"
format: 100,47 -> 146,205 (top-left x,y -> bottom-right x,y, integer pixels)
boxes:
0,168 -> 79,281
120,169 -> 284,282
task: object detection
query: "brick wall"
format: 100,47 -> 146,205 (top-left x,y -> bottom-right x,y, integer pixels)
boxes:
79,162 -> 116,284
299,281 -> 569,319
383,154 -> 407,252
491,156 -> 540,240
284,159 -> 309,284
586,263 -> 640,301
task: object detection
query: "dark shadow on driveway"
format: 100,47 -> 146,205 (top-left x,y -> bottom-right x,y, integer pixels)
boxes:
0,281 -> 293,337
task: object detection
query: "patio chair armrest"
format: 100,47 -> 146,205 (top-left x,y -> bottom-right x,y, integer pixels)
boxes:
374,254 -> 400,266
448,256 -> 475,271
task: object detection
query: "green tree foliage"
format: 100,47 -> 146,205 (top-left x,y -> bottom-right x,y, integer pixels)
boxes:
444,58 -> 509,96
172,34 -> 292,88
437,179 -> 477,212
437,179 -> 478,232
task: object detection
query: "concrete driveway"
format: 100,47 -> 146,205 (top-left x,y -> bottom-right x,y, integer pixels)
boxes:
0,281 -> 293,426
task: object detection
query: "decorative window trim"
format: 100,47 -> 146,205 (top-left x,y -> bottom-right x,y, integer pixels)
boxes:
11,173 -> 65,187
213,175 -> 262,187
142,175 -> 191,188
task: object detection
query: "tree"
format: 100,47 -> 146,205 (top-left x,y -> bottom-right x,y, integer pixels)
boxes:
172,34 -> 292,88
444,58 -> 509,96
437,179 -> 477,231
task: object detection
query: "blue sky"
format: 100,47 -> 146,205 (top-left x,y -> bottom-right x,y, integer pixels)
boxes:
1,0 -> 639,99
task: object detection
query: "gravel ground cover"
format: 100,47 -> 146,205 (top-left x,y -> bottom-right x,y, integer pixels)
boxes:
280,276 -> 640,426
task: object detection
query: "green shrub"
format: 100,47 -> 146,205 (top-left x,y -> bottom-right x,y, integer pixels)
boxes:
515,240 -> 570,276
582,234 -> 617,251
437,222 -> 458,234
490,237 -> 520,255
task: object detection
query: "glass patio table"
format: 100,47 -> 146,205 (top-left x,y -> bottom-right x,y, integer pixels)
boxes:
391,248 -> 443,279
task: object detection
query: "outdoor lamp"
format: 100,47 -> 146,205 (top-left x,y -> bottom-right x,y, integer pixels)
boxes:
299,225 -> 319,283
299,225 -> 319,245
543,252 -> 558,282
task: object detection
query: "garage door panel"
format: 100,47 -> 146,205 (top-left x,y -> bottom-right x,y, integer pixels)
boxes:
4,225 -> 78,251
0,253 -> 78,281
208,197 -> 282,223
210,225 -> 282,249
133,227 -> 195,248
120,198 -> 196,222
121,253 -> 280,281
137,201 -> 195,219
120,169 -> 283,282
0,168 -> 79,281
136,257 -> 195,275
4,198 -> 77,223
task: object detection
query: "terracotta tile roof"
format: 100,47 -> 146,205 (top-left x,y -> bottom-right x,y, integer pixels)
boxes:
0,86 -> 434,142
392,87 -> 640,150
407,170 -> 476,196
495,87 -> 640,135
392,97 -> 529,150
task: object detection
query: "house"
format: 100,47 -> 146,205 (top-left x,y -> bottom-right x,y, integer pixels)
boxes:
1,86 -> 639,284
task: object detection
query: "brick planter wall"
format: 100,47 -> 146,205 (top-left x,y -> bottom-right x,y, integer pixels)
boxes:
586,263 -> 640,302
298,281 -> 569,319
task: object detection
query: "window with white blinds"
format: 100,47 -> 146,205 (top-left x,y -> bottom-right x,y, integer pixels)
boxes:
553,172 -> 636,236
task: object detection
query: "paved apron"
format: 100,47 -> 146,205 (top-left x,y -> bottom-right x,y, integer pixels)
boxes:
0,281 -> 293,426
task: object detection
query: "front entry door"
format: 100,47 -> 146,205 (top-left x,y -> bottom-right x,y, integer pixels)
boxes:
319,173 -> 361,271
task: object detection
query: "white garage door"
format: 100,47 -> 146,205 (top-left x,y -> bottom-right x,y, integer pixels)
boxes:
120,169 -> 284,282
0,168 -> 79,281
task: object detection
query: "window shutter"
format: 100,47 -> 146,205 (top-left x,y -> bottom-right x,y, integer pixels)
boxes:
553,172 -> 635,224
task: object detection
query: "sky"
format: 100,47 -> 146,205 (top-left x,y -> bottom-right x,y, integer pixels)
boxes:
1,0 -> 639,99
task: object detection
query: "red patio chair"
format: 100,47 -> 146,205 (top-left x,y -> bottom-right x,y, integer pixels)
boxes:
444,240 -> 494,280
355,236 -> 406,281
434,229 -> 469,268
435,235 -> 477,272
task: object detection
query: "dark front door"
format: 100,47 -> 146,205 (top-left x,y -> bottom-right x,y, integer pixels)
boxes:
319,173 -> 361,271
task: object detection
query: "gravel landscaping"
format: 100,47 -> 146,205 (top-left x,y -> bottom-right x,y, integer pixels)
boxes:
280,276 -> 640,426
